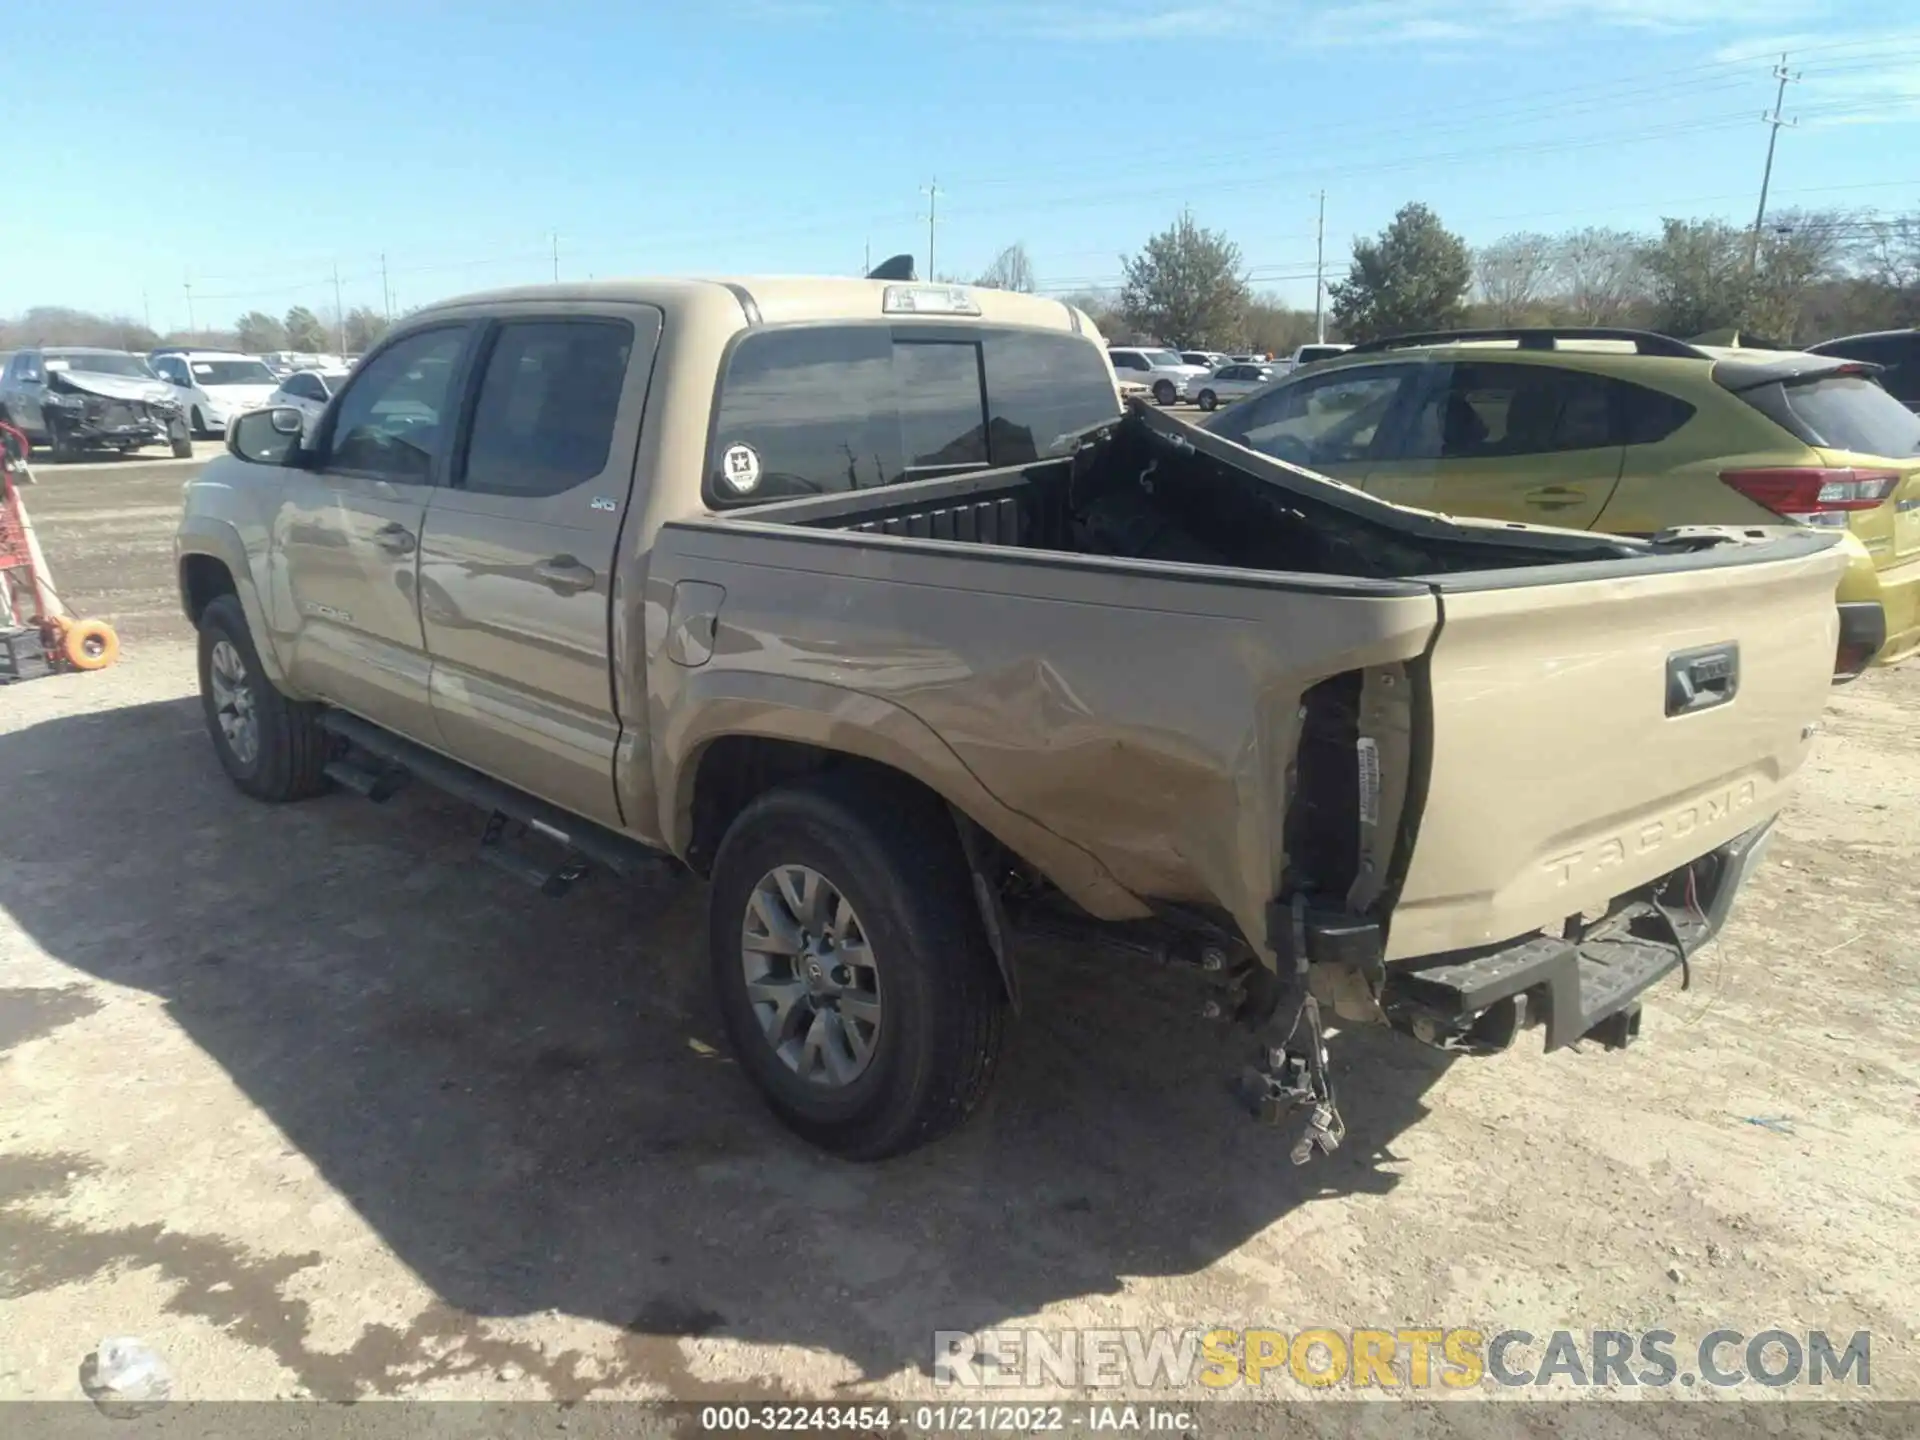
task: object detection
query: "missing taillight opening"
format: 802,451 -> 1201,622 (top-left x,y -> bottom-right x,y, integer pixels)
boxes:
1719,467 -> 1900,521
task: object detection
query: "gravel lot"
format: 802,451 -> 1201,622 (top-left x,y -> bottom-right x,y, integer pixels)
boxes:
3,458 -> 1917,1422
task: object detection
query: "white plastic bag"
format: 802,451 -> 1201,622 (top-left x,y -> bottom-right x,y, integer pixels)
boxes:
83,1337 -> 173,1416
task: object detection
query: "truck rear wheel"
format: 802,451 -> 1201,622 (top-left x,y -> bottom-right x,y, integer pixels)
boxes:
708,774 -> 1006,1160
196,595 -> 330,802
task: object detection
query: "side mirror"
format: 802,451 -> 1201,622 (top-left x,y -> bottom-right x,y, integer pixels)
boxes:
228,407 -> 307,466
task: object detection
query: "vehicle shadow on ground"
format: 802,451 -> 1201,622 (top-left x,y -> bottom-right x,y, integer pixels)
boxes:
0,698 -> 1454,1397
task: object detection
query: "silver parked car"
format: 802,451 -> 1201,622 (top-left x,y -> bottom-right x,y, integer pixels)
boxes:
1189,361 -> 1279,411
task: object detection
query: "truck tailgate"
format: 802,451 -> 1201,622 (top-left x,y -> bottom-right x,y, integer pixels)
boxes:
1384,538 -> 1845,961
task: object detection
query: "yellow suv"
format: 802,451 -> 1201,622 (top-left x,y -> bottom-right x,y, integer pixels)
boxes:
1201,328 -> 1920,676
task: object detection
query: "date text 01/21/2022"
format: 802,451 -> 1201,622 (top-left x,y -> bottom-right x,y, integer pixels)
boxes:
697,1405 -> 1194,1432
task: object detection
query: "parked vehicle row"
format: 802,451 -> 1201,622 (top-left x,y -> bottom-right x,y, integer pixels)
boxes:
1107,346 -> 1209,405
178,275 -> 1843,1166
1111,342 -> 1357,407
0,340 -> 364,459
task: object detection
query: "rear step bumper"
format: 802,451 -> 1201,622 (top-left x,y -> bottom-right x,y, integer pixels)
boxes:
1383,819 -> 1776,1052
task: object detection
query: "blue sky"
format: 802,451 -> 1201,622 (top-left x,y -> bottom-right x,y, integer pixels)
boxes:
6,0 -> 1917,330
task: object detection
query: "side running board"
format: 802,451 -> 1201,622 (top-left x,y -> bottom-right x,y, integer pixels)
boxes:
317,710 -> 677,897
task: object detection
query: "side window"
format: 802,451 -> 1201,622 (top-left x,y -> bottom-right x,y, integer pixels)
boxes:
983,330 -> 1122,464
1212,365 -> 1415,466
1112,352 -> 1145,371
708,326 -> 899,503
160,357 -> 190,386
894,340 -> 987,473
284,373 -> 320,401
20,353 -> 42,383
1614,380 -> 1696,445
461,320 -> 633,498
324,326 -> 470,482
1402,363 -> 1622,460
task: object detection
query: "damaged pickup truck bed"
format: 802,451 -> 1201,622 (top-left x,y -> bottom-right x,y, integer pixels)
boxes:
178,278 -> 1845,1162
657,402 -> 1841,1158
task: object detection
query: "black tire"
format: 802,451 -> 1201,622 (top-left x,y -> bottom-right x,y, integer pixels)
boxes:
169,423 -> 194,459
709,773 -> 1007,1160
47,416 -> 78,464
190,406 -> 208,439
1197,389 -> 1218,411
1152,379 -> 1176,406
196,594 -> 331,802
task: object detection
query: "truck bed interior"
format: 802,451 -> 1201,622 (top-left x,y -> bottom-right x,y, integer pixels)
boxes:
760,408 -> 1647,580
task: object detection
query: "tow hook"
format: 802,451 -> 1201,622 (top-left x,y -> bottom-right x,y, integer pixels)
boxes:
1239,994 -> 1345,1165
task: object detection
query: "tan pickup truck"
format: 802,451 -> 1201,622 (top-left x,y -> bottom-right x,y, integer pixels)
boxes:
176,275 -> 1846,1162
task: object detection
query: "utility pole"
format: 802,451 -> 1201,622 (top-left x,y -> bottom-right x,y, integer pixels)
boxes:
1750,53 -> 1800,269
551,231 -> 560,283
141,289 -> 151,334
1313,189 -> 1327,344
183,277 -> 196,337
333,263 -> 347,354
922,178 -> 940,281
864,238 -> 870,277
380,252 -> 392,320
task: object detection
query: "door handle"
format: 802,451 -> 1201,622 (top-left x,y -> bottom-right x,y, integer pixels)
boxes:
1524,485 -> 1585,510
535,555 -> 596,594
372,522 -> 416,555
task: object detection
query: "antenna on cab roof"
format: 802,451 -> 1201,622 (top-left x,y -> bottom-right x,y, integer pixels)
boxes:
867,254 -> 917,282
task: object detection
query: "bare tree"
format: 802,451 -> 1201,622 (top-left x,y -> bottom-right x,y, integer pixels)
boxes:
1853,211 -> 1920,294
1551,227 -> 1646,325
974,243 -> 1037,293
1749,209 -> 1852,341
1474,233 -> 1555,324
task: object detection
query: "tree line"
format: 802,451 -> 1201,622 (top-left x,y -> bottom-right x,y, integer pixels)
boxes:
0,304 -> 392,355
1066,202 -> 1920,352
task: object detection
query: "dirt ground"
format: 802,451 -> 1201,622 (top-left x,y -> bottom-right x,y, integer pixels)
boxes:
2,459 -> 1917,1421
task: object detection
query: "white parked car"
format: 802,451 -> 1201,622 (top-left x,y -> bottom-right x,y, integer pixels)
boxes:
1106,346 -> 1209,405
1188,361 -> 1281,412
149,350 -> 282,436
266,366 -> 352,423
1284,342 -> 1352,371
1179,349 -> 1230,371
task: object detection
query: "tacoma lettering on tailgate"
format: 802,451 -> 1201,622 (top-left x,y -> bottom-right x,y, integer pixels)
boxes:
1541,780 -> 1758,887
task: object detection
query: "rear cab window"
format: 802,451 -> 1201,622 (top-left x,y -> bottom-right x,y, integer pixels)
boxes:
706,324 -> 1119,506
